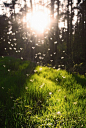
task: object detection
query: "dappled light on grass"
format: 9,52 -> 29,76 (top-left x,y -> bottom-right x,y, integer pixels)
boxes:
0,57 -> 86,127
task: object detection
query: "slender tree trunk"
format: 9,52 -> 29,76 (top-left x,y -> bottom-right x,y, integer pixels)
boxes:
67,0 -> 69,54
51,0 -> 54,19
30,0 -> 33,12
70,0 -> 73,54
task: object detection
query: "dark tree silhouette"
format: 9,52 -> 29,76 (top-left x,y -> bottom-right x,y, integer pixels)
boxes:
0,0 -> 86,73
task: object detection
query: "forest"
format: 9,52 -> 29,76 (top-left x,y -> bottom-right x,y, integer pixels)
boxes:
0,0 -> 86,127
0,0 -> 86,74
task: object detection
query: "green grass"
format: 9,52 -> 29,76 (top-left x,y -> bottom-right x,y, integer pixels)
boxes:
0,56 -> 86,128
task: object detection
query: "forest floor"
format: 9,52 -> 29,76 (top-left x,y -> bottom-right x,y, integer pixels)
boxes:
0,56 -> 86,128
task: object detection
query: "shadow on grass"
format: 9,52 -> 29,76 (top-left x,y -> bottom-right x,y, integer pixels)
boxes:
1,57 -> 86,127
72,73 -> 86,88
0,56 -> 36,127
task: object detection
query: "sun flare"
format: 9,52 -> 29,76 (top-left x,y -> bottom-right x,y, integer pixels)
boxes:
23,10 -> 50,33
30,11 -> 50,33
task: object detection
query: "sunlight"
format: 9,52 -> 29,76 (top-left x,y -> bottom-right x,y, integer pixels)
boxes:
58,22 -> 64,29
30,11 -> 50,33
23,10 -> 50,33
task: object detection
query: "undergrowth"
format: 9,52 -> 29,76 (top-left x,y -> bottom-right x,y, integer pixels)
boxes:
0,56 -> 86,128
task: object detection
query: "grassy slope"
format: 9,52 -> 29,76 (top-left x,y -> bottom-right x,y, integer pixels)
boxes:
0,56 -> 86,128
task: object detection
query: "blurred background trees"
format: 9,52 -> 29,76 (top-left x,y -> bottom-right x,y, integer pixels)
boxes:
0,0 -> 86,74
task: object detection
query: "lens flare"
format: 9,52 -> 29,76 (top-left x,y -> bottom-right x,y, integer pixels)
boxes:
23,10 -> 50,33
30,11 -> 50,33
